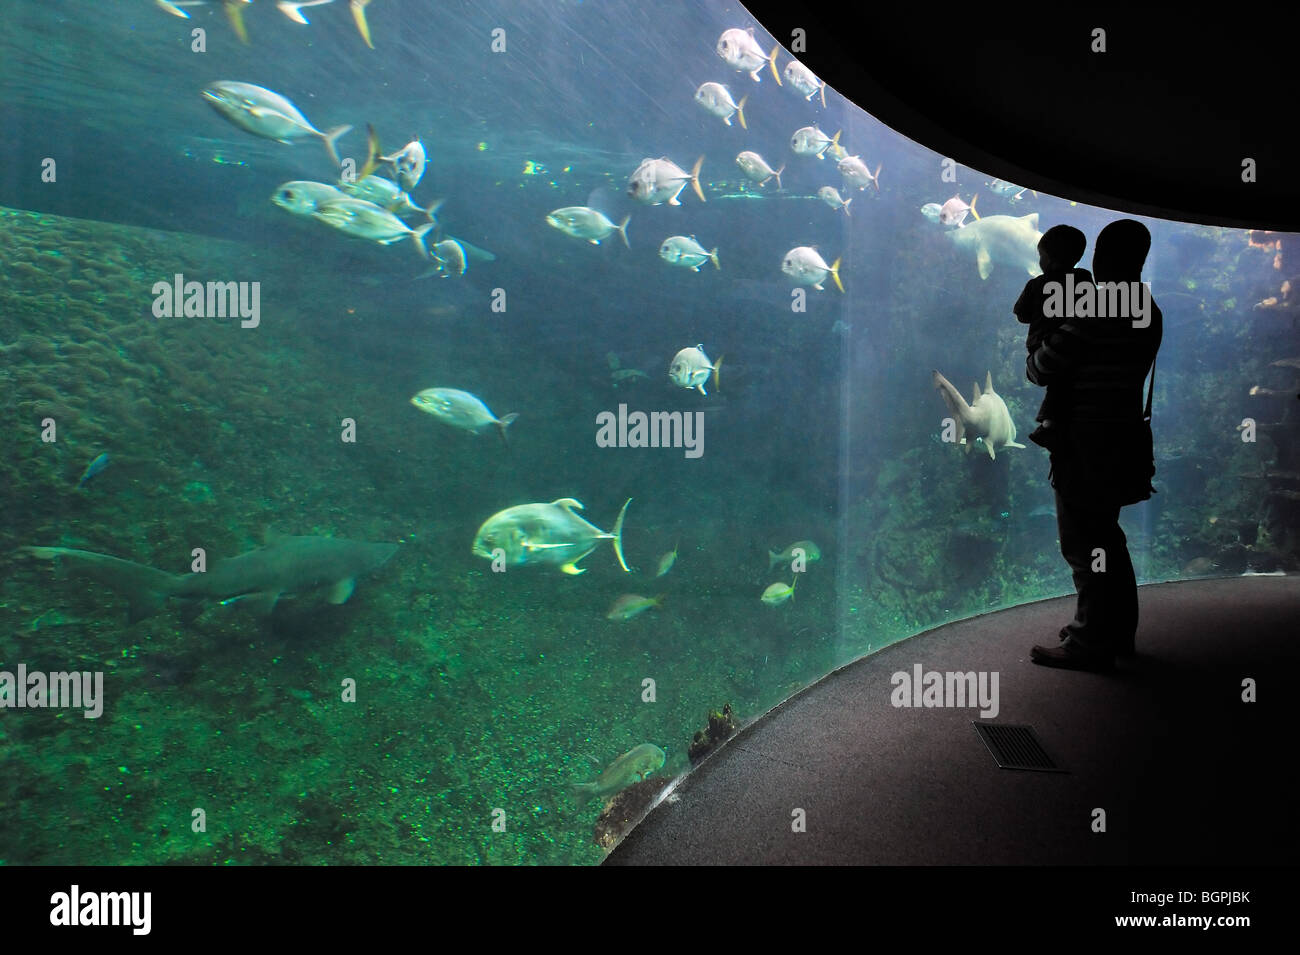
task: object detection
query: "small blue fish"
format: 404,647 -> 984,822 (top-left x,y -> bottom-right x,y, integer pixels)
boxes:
76,453 -> 110,489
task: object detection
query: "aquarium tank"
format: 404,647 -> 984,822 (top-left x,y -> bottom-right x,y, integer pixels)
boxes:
1,0 -> 1296,865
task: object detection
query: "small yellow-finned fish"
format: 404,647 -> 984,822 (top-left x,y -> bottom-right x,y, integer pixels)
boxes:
761,576 -> 798,606
571,743 -> 666,806
606,594 -> 663,621
768,540 -> 821,571
654,541 -> 678,578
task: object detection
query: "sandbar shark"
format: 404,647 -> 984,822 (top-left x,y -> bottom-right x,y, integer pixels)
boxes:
18,531 -> 398,622
947,212 -> 1043,280
933,370 -> 1026,460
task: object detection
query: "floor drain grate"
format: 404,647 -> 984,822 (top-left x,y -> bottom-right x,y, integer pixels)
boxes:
973,721 -> 1064,772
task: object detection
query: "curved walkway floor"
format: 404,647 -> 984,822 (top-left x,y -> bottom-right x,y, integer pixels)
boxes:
607,577 -> 1297,865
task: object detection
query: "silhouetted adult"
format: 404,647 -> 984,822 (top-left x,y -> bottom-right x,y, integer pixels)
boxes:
1027,219 -> 1162,671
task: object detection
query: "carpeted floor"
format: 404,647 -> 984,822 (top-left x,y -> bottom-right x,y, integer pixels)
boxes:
607,577 -> 1297,865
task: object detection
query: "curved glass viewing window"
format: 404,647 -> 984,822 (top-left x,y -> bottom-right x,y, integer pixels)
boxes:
1,1 -> 1294,865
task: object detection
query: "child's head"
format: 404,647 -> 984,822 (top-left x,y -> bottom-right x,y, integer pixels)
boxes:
1038,224 -> 1086,273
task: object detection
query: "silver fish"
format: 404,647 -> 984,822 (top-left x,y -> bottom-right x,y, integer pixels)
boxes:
201,81 -> 351,166
790,125 -> 841,160
669,344 -> 722,395
694,83 -> 747,128
472,498 -> 632,575
338,174 -> 437,218
784,60 -> 826,107
782,246 -> 843,292
716,27 -> 781,84
818,186 -> 852,215
837,155 -> 881,192
659,235 -> 719,272
381,139 -> 427,191
627,156 -> 705,205
429,239 -> 467,277
939,193 -> 978,227
312,197 -> 433,256
411,387 -> 517,442
271,180 -> 346,216
736,151 -> 783,190
545,206 -> 630,246
987,178 -> 1029,200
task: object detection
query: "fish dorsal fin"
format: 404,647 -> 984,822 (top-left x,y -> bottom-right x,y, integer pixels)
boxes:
264,527 -> 287,544
586,186 -> 615,216
552,498 -> 584,510
985,370 -> 994,394
1024,213 -> 1040,229
972,381 -> 982,403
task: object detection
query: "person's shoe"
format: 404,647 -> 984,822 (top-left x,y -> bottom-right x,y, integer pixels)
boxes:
1031,638 -> 1115,672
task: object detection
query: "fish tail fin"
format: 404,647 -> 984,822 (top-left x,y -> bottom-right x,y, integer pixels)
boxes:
843,196 -> 852,217
570,782 -> 598,807
278,2 -> 307,26
767,45 -> 782,85
354,123 -> 381,180
617,214 -> 630,249
689,156 -> 706,202
321,124 -> 353,168
17,546 -> 180,624
709,247 -> 720,270
969,192 -> 980,220
612,498 -> 632,573
768,550 -> 780,570
819,82 -> 826,109
424,198 -> 445,222
412,222 -> 435,258
737,95 -> 748,130
773,165 -> 784,191
223,0 -> 250,43
351,0 -> 375,48
932,370 -> 970,444
712,355 -> 723,392
872,164 -> 882,192
496,413 -> 519,446
830,257 -> 844,293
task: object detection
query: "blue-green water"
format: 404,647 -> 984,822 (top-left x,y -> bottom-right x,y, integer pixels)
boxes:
0,0 -> 1295,864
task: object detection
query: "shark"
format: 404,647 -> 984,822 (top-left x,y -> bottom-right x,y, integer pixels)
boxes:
17,531 -> 399,622
933,370 -> 1027,460
947,212 -> 1043,280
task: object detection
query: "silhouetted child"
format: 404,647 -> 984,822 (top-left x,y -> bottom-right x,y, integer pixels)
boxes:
1015,224 -> 1092,450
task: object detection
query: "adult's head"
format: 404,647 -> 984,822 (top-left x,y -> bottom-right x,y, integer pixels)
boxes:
1093,219 -> 1151,283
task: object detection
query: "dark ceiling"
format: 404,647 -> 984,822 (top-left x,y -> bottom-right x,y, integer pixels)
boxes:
745,5 -> 1299,231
